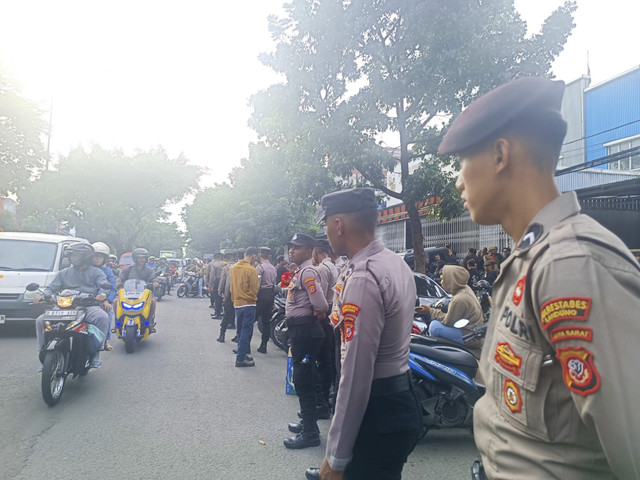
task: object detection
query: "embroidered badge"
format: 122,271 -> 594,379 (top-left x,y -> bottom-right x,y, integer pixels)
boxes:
540,297 -> 592,330
494,342 -> 522,376
342,303 -> 361,316
549,326 -> 593,344
330,310 -> 340,326
556,347 -> 601,396
303,277 -> 317,294
512,276 -> 526,307
519,224 -> 543,249
503,379 -> 522,413
344,316 -> 355,342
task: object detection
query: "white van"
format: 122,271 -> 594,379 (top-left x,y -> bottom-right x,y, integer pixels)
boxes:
0,232 -> 86,324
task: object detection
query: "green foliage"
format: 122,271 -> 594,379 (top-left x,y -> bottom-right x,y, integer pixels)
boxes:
184,142 -> 319,257
0,66 -> 47,195
17,146 -> 200,255
251,0 -> 576,271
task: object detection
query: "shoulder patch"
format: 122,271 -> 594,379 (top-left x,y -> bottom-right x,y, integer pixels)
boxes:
512,276 -> 526,307
556,346 -> 601,396
549,326 -> 593,344
342,303 -> 360,316
503,379 -> 522,413
540,297 -> 592,330
303,277 -> 317,294
494,342 -> 522,376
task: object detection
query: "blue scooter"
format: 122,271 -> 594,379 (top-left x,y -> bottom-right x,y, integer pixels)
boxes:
409,319 -> 487,437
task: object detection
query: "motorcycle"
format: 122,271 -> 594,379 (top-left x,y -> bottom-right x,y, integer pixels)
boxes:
269,292 -> 288,351
115,279 -> 155,353
409,319 -> 487,437
27,282 -> 108,406
176,272 -> 200,298
153,272 -> 169,301
472,280 -> 492,320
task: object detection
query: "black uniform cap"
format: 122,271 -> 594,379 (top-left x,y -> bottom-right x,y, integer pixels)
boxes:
259,246 -> 272,254
438,77 -> 566,156
319,187 -> 378,223
288,233 -> 316,247
313,235 -> 332,250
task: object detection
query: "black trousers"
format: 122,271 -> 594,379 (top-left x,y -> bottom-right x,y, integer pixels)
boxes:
220,297 -> 235,334
344,375 -> 421,480
289,319 -> 325,433
316,317 -> 335,408
212,278 -> 222,314
256,288 -> 275,344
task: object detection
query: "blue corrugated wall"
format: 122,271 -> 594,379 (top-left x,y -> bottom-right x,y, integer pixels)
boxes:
584,68 -> 640,166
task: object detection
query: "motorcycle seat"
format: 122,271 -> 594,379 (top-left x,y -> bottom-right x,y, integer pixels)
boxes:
410,342 -> 478,378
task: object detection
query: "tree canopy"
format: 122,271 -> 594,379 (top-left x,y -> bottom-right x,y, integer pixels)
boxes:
250,0 -> 577,272
0,66 -> 47,196
18,146 -> 200,255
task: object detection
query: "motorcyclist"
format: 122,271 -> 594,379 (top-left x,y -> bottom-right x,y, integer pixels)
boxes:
416,265 -> 484,347
156,257 -> 172,295
147,255 -> 158,270
34,242 -> 111,370
116,248 -> 158,326
91,242 -> 118,351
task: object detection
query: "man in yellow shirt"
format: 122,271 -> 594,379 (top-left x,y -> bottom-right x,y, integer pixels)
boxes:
230,246 -> 260,367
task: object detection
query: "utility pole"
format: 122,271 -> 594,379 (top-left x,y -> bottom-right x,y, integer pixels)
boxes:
45,95 -> 53,171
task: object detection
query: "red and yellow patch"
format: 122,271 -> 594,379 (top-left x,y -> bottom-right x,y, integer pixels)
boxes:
503,379 -> 522,413
540,297 -> 592,330
556,346 -> 601,396
330,310 -> 340,326
342,303 -> 361,316
303,277 -> 317,294
512,276 -> 526,306
549,326 -> 593,344
494,342 -> 522,376
344,316 -> 355,342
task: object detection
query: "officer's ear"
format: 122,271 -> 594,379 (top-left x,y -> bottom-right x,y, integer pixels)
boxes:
493,137 -> 512,174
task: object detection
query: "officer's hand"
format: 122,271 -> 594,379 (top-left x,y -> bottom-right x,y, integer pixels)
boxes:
415,304 -> 430,315
102,301 -> 113,312
314,310 -> 327,320
33,295 -> 43,304
96,294 -> 107,302
319,458 -> 343,480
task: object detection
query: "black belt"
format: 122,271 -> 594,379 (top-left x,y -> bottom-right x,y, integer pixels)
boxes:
286,315 -> 317,327
370,371 -> 411,398
259,286 -> 275,291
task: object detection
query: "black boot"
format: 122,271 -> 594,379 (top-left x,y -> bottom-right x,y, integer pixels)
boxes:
216,333 -> 225,343
305,468 -> 320,480
283,431 -> 320,449
257,341 -> 267,354
230,336 -> 238,342
288,420 -> 303,433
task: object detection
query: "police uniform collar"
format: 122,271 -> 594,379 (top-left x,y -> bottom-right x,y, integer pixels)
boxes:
298,258 -> 313,269
350,239 -> 385,264
515,192 -> 581,253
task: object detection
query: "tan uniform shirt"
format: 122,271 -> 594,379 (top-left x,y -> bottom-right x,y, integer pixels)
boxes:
325,239 -> 416,471
316,257 -> 339,307
475,192 -> 640,479
257,260 -> 277,290
284,259 -> 328,318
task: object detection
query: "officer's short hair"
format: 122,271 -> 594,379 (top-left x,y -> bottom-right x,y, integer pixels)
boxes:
276,255 -> 285,263
245,246 -> 258,257
345,207 -> 378,234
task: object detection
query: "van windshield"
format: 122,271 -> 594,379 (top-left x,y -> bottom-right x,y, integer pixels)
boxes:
0,240 -> 58,271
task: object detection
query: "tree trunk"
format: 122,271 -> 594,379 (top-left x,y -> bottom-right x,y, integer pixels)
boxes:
406,202 -> 426,274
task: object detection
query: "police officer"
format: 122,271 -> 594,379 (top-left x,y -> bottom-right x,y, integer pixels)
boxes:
256,247 -> 277,354
283,233 -> 329,449
308,188 -> 420,480
438,77 -> 640,479
216,250 -> 236,342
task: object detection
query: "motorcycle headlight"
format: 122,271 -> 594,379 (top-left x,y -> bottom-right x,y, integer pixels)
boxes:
121,301 -> 145,311
57,296 -> 73,308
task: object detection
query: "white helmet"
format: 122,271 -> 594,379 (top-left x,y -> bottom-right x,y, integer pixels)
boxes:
92,241 -> 111,257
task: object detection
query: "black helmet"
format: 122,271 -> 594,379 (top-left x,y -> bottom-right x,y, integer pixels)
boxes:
477,280 -> 491,290
66,242 -> 95,267
132,248 -> 149,261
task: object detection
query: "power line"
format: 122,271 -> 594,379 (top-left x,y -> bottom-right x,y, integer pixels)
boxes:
561,119 -> 640,147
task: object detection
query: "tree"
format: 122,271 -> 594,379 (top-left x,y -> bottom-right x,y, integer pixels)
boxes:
184,142 -> 319,256
251,0 -> 577,272
0,66 -> 47,195
18,146 -> 201,254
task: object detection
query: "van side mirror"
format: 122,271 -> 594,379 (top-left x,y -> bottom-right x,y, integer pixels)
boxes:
26,283 -> 40,291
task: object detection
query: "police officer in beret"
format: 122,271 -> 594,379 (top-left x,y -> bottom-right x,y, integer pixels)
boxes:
283,233 -> 329,449
307,188 -> 420,480
256,247 -> 277,354
439,77 -> 640,479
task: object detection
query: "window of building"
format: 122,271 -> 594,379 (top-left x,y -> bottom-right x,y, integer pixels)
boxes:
605,135 -> 640,171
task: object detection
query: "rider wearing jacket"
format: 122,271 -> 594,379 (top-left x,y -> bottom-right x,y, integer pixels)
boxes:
116,248 -> 157,325
91,242 -> 117,351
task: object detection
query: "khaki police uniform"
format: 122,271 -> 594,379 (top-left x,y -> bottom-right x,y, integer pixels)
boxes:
474,192 -> 640,479
256,253 -> 277,349
326,238 -> 420,478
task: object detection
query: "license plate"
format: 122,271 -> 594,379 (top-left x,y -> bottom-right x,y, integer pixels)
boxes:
0,314 -> 5,324
44,310 -> 78,321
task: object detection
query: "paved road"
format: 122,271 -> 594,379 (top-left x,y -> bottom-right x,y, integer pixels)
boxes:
0,295 -> 478,480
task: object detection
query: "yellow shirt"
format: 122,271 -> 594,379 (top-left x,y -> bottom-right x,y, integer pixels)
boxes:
229,259 -> 259,306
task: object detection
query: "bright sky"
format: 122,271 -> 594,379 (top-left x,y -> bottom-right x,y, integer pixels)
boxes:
1,0 -> 638,187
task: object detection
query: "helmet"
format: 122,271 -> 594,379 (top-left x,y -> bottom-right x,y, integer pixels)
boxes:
148,256 -> 156,262
66,242 -> 94,266
477,280 -> 491,290
132,248 -> 149,261
92,242 -> 110,257
108,254 -> 117,261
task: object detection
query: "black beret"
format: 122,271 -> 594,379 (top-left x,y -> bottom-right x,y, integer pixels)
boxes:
288,233 -> 315,247
438,77 -> 566,156
319,187 -> 378,222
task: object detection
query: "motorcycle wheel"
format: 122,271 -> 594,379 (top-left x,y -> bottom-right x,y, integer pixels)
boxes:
177,285 -> 187,298
270,314 -> 288,352
41,349 -> 66,406
413,379 -> 431,439
124,325 -> 136,353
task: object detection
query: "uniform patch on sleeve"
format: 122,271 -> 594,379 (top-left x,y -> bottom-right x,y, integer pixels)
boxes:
503,379 -> 522,413
512,276 -> 526,306
494,342 -> 522,376
556,347 -> 601,396
303,277 -> 317,294
330,309 -> 340,326
549,326 -> 593,344
540,297 -> 592,330
343,316 -> 355,342
342,303 -> 360,316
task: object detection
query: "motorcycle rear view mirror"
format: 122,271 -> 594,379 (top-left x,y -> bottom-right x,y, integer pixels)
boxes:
454,318 -> 470,329
26,283 -> 40,291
